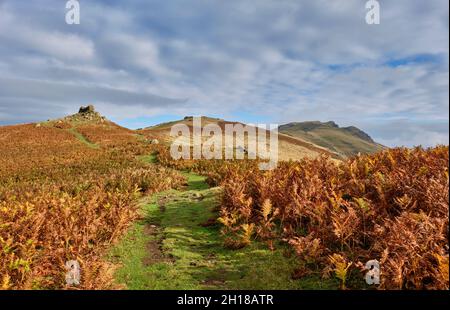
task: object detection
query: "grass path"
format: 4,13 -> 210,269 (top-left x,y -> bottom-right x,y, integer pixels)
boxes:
67,127 -> 99,149
109,171 -> 337,290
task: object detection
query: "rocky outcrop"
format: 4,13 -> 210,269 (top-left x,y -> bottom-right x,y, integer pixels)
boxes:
78,105 -> 96,114
61,105 -> 106,123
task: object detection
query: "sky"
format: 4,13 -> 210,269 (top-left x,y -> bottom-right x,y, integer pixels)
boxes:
0,0 -> 448,147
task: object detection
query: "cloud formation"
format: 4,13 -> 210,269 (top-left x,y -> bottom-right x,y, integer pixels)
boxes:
0,0 -> 448,146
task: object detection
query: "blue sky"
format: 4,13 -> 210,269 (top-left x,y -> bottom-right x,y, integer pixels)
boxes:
0,0 -> 448,147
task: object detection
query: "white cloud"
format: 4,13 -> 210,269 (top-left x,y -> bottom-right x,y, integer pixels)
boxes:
0,7 -> 94,61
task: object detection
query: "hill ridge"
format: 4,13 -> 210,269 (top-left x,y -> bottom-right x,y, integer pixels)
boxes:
140,116 -> 382,159
278,121 -> 383,157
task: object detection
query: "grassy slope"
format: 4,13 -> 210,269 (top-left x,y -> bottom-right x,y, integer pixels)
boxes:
141,117 -> 334,161
280,126 -> 383,157
109,171 -> 338,290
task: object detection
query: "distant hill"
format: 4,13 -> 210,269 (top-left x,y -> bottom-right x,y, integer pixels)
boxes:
141,116 -> 342,161
278,121 -> 384,157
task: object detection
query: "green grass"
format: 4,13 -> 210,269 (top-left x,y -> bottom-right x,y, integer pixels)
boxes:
138,153 -> 158,164
67,128 -> 99,149
109,171 -> 338,290
279,123 -> 383,157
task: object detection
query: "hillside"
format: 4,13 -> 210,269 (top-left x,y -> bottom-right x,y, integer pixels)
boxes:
35,105 -> 143,150
140,116 -> 342,161
140,117 -> 383,160
0,106 -> 185,290
279,121 -> 384,157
